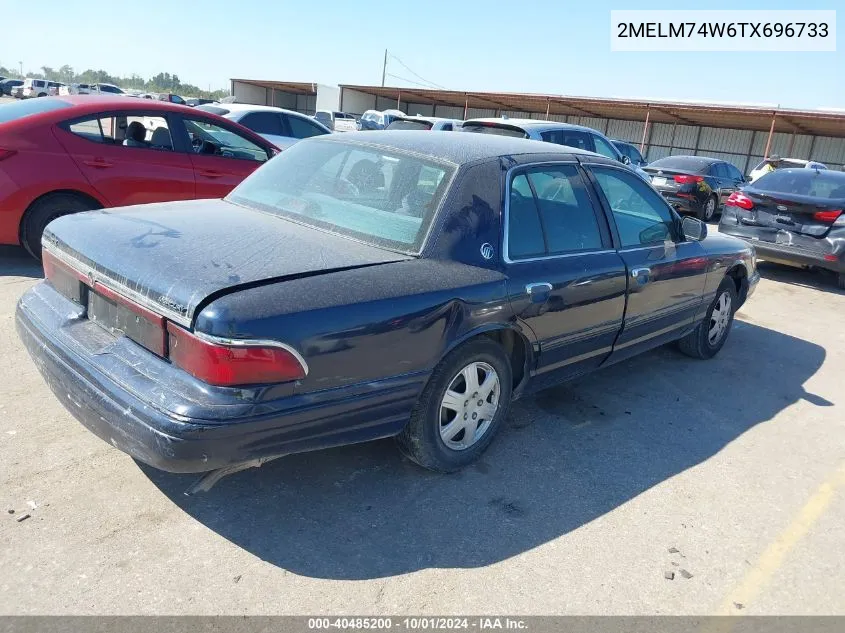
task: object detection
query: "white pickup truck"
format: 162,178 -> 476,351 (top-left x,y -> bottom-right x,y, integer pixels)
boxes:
314,110 -> 358,132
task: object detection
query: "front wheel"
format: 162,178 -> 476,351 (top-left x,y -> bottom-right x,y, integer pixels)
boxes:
698,195 -> 717,222
677,278 -> 738,359
396,338 -> 512,472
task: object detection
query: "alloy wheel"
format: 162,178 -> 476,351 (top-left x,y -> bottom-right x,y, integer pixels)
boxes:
708,291 -> 732,345
439,361 -> 501,451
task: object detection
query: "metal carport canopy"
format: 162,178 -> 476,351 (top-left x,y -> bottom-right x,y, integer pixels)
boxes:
231,79 -> 318,95
340,84 -> 845,138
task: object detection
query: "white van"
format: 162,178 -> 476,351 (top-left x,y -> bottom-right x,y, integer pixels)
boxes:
22,78 -> 49,98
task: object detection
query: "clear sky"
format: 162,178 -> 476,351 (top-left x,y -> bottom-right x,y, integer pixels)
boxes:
1,0 -> 841,109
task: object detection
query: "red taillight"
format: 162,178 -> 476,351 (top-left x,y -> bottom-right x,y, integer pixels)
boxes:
726,191 -> 754,210
813,209 -> 842,223
673,174 -> 704,184
167,323 -> 307,387
0,148 -> 17,161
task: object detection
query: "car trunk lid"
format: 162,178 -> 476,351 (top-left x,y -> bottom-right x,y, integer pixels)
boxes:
43,198 -> 412,327
642,166 -> 703,190
736,190 -> 843,239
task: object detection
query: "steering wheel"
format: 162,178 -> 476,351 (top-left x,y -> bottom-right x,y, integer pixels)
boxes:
191,136 -> 204,154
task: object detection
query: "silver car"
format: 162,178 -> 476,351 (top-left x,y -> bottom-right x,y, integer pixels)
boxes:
196,104 -> 331,149
463,118 -> 651,181
386,115 -> 462,131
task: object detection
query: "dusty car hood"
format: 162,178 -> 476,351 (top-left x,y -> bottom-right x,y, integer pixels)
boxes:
43,199 -> 411,326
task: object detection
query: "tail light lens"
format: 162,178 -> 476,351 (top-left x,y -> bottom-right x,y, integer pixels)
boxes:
812,209 -> 842,223
726,192 -> 754,210
0,148 -> 17,161
673,175 -> 704,184
167,324 -> 307,387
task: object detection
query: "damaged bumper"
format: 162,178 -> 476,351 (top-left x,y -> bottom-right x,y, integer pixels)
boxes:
16,282 -> 421,473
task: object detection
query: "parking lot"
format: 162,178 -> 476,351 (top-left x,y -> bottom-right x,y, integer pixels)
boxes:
1,243 -> 843,614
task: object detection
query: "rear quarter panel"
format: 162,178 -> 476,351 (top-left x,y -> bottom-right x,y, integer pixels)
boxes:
0,124 -> 105,245
194,259 -> 514,394
695,233 -> 755,319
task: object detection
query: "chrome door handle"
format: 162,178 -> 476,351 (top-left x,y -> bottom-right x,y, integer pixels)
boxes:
631,267 -> 651,285
525,282 -> 553,295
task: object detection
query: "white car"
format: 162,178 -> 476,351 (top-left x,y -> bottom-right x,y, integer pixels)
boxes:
59,83 -> 92,96
195,103 -> 330,149
748,157 -> 827,183
22,78 -> 63,98
314,110 -> 358,132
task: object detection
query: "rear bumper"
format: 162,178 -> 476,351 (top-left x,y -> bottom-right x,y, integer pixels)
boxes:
16,282 -> 423,473
720,226 -> 844,274
653,188 -> 705,215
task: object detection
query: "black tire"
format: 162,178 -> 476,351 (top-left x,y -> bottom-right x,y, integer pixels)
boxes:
677,278 -> 738,359
37,92 -> 47,98
21,193 -> 98,259
396,338 -> 513,472
698,195 -> 718,222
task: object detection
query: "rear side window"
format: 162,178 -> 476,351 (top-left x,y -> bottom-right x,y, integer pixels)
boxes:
285,115 -> 327,138
592,135 -> 619,160
507,165 -> 604,260
239,112 -> 284,136
66,115 -> 173,151
540,129 -> 592,151
463,123 -> 527,138
0,98 -> 72,123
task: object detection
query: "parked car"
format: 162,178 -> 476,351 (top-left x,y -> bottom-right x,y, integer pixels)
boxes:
314,110 -> 358,132
91,83 -> 125,95
611,139 -> 648,166
1,79 -> 24,96
643,156 -> 746,222
158,93 -> 185,105
358,109 -> 406,130
748,157 -> 827,183
196,103 -> 330,149
46,82 -> 65,96
10,84 -> 25,99
386,115 -> 462,131
462,119 -> 651,182
16,132 -> 757,478
0,95 -> 278,258
720,168 -> 845,289
186,97 -> 216,107
59,83 -> 92,96
22,78 -> 50,98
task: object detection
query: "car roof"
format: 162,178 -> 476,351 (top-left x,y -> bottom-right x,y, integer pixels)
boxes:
314,130 -> 600,164
39,95 -> 192,114
652,154 -> 720,165
220,103 -> 310,117
393,115 -> 458,124
463,118 -> 599,134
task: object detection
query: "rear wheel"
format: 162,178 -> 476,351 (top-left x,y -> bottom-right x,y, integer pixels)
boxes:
698,195 -> 717,222
21,193 -> 99,259
677,278 -> 738,359
396,338 -> 512,472
37,92 -> 47,98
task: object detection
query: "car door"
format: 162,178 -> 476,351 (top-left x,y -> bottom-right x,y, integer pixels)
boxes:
711,162 -> 734,207
585,164 -> 709,362
175,114 -> 273,199
55,111 -> 196,206
503,162 -> 628,387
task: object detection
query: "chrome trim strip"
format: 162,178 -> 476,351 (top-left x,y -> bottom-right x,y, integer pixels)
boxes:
192,331 -> 310,377
43,241 -> 194,328
502,160 -> 614,265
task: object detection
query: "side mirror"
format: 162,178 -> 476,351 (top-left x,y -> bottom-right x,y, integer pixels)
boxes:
682,216 -> 708,241
621,155 -> 631,165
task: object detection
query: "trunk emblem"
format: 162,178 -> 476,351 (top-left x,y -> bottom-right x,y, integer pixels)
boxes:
480,243 -> 494,260
777,205 -> 788,212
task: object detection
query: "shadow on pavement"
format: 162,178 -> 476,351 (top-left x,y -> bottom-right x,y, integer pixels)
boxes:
756,260 -> 844,296
0,246 -> 43,279
141,320 -> 829,580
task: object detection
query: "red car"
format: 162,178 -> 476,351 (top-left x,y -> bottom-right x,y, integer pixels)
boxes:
0,95 -> 278,258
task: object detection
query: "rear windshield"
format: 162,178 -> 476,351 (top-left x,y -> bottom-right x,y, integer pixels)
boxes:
196,105 -> 230,117
462,123 -> 527,138
648,156 -> 712,173
227,139 -> 457,254
0,98 -> 72,124
751,170 -> 845,200
386,120 -> 433,131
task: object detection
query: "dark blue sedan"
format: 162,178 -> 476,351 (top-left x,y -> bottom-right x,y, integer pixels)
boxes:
17,132 -> 758,480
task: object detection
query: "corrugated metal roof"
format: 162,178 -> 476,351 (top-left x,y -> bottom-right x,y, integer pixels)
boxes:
339,84 -> 845,138
230,79 -> 317,95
